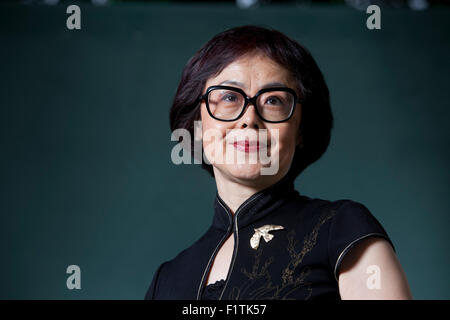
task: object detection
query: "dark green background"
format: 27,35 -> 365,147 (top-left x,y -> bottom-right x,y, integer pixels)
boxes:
1,2 -> 449,299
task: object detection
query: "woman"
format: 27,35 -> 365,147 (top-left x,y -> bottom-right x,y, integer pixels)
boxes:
145,25 -> 412,300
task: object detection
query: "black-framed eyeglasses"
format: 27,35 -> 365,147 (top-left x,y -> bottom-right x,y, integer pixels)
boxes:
197,85 -> 300,123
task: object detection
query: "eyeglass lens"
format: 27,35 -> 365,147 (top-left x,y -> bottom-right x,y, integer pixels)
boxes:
207,88 -> 294,122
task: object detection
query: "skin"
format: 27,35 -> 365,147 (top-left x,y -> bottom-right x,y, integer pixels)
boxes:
338,237 -> 413,299
198,52 -> 412,299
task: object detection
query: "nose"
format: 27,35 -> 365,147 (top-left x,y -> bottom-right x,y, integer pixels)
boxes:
237,101 -> 263,129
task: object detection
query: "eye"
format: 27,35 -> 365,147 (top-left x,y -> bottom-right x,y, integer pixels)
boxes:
266,96 -> 281,105
222,93 -> 238,102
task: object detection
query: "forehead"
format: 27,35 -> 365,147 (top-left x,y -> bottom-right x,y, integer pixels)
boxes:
206,53 -> 295,87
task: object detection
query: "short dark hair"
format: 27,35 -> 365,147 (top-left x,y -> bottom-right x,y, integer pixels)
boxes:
169,25 -> 333,181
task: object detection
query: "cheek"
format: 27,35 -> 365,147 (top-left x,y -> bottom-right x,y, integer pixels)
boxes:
271,125 -> 297,149
200,105 -> 227,148
271,125 -> 298,162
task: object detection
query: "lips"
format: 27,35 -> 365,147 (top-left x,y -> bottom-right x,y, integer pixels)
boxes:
233,140 -> 260,152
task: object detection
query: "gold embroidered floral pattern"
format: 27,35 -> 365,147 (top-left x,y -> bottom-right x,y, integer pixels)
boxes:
229,207 -> 336,300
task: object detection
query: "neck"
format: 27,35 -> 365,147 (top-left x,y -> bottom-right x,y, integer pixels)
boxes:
213,168 -> 283,215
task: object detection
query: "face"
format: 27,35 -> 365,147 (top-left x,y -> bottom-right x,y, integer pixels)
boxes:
198,52 -> 302,187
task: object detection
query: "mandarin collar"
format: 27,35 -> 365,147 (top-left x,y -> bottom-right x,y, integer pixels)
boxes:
212,174 -> 299,231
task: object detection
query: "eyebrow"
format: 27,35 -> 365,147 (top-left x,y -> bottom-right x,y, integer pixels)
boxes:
218,80 -> 288,90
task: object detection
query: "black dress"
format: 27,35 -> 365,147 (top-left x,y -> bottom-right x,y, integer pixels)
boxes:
202,279 -> 226,300
145,174 -> 395,300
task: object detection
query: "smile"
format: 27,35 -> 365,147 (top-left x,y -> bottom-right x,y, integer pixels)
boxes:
232,140 -> 261,153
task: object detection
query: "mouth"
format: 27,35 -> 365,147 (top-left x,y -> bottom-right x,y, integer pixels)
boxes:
232,140 -> 262,153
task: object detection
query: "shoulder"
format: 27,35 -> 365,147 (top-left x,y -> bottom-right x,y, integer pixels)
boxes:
293,194 -> 353,226
294,195 -> 395,279
298,197 -> 411,299
299,195 -> 389,234
337,235 -> 412,299
324,198 -> 395,281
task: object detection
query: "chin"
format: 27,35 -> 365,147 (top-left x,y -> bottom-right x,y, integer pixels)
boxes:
222,164 -> 266,181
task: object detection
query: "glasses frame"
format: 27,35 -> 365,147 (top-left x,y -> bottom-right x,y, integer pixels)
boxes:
198,85 -> 299,123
